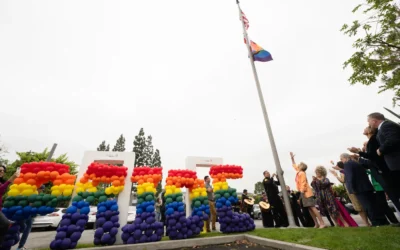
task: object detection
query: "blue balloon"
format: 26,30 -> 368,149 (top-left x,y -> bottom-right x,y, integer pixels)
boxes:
80,206 -> 90,215
66,206 -> 77,214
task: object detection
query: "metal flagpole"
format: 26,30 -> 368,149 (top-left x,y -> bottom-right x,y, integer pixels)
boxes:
236,0 -> 296,227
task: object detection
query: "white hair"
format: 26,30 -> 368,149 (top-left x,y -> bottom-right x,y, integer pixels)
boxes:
340,153 -> 351,160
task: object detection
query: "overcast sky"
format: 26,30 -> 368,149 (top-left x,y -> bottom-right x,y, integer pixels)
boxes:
0,0 -> 398,193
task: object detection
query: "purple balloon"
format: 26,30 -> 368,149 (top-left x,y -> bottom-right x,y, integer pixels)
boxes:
67,224 -> 77,235
102,221 -> 113,232
101,234 -> 111,244
71,232 -> 82,242
109,227 -> 118,237
71,213 -> 81,223
55,231 -> 66,240
127,236 -> 135,244
70,241 -> 77,249
94,237 -> 101,245
60,238 -> 71,250
96,217 -> 106,228
60,218 -> 71,227
121,232 -> 130,241
94,228 -> 104,238
114,222 -> 120,228
110,215 -> 119,223
76,219 -> 87,228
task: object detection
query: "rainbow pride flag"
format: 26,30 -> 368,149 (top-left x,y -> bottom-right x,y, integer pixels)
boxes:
249,40 -> 273,62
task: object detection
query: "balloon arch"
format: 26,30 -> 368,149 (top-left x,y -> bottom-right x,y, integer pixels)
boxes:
0,152 -> 254,250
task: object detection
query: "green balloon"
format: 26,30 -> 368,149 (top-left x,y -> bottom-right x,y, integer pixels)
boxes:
166,198 -> 173,204
138,198 -> 144,204
33,201 -> 42,207
86,196 -> 95,204
50,200 -> 58,207
94,191 -> 102,198
82,192 -> 89,198
63,196 -> 71,201
194,201 -> 201,208
145,195 -> 153,201
203,200 -> 209,205
215,194 -> 221,199
99,196 -> 107,202
43,194 -> 52,202
18,200 -> 28,206
73,195 -> 83,202
231,192 -> 237,197
224,193 -> 230,198
3,201 -> 15,208
176,196 -> 183,202
36,196 -> 43,201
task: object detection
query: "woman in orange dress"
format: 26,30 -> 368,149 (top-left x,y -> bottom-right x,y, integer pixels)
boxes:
290,152 -> 326,228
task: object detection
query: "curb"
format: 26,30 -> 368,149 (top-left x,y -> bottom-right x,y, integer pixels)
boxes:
245,235 -> 326,250
75,234 -> 326,250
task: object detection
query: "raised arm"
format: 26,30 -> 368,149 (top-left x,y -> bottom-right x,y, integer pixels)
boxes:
329,169 -> 344,183
290,152 -> 299,171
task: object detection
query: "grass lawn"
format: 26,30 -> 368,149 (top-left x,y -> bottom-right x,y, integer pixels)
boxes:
248,226 -> 400,250
39,226 -> 400,250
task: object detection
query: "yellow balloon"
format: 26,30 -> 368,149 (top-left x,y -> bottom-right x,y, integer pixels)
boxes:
8,189 -> 19,196
201,191 -> 207,196
137,188 -> 144,195
105,188 -> 112,195
165,190 -> 172,195
214,186 -> 220,191
193,192 -> 199,197
52,190 -> 62,196
21,189 -> 33,196
76,187 -> 84,193
63,189 -> 73,196
9,184 -> 18,190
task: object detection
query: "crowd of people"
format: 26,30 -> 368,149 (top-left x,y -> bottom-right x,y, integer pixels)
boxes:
236,112 -> 400,229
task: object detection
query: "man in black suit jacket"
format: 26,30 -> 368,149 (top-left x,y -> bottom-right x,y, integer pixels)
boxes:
340,153 -> 388,226
348,126 -> 400,213
262,171 -> 288,227
368,112 -> 400,171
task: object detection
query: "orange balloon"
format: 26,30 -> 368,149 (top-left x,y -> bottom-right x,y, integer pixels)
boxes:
66,179 -> 75,185
92,180 -> 99,187
101,176 -> 107,182
53,180 -> 62,186
13,178 -> 23,184
50,171 -> 59,179
106,177 -> 111,183
112,180 -> 120,186
27,179 -> 36,185
147,178 -> 153,183
80,177 -> 88,183
37,171 -> 45,178
138,179 -> 144,185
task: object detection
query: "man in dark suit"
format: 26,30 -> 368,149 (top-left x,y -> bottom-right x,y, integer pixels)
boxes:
340,153 -> 388,226
262,171 -> 288,227
348,126 -> 400,213
368,112 -> 400,171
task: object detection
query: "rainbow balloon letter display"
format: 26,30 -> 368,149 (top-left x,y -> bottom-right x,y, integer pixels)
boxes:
210,165 -> 255,233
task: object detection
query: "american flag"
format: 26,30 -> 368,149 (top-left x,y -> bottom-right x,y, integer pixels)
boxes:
240,10 -> 249,30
